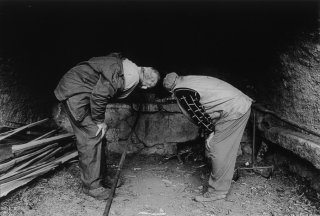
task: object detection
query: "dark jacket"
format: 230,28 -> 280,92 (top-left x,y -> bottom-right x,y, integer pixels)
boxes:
54,53 -> 125,124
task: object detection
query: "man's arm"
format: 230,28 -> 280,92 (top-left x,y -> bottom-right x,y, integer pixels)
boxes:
174,88 -> 221,134
89,57 -> 124,124
90,62 -> 121,139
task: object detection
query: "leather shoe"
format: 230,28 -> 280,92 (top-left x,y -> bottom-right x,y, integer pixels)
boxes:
194,189 -> 227,202
83,186 -> 111,200
103,175 -> 124,188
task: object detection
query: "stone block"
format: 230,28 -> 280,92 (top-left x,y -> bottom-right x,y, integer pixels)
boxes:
140,143 -> 177,155
105,104 -> 133,128
264,127 -> 320,169
135,113 -> 199,147
102,103 -> 199,155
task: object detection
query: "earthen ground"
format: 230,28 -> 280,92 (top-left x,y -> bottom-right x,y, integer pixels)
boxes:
1,154 -> 319,216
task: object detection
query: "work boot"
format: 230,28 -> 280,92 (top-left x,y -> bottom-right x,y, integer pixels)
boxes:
82,186 -> 111,200
103,175 -> 124,188
194,188 -> 227,202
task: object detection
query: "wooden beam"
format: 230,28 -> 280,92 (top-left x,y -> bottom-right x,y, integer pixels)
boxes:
0,161 -> 56,184
0,147 -> 61,179
0,150 -> 77,185
0,150 -> 78,197
0,118 -> 49,143
0,163 -> 58,197
0,144 -> 13,164
0,143 -> 59,173
12,133 -> 74,156
33,129 -> 59,141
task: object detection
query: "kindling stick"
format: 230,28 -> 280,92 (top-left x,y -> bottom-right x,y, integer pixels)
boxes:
33,129 -> 59,141
102,104 -> 141,216
12,133 -> 74,156
0,118 -> 49,142
102,141 -> 129,216
238,109 -> 274,177
0,143 -> 59,172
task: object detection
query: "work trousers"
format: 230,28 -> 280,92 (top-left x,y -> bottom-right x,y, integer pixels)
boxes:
206,108 -> 251,193
62,99 -> 106,190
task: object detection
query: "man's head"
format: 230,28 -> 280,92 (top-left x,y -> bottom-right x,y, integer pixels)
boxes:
139,67 -> 160,89
163,72 -> 179,92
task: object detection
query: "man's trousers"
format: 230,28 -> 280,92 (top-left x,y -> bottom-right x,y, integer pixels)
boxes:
206,108 -> 251,193
62,99 -> 105,190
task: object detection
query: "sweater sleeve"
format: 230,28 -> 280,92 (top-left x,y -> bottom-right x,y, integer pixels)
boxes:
174,88 -> 215,133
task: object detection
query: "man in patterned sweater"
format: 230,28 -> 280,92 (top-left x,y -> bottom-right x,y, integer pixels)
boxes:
163,72 -> 252,202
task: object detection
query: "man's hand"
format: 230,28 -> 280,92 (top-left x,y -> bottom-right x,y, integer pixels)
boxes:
96,122 -> 107,140
211,111 -> 222,120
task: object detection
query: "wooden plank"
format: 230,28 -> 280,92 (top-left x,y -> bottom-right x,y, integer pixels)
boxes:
12,133 -> 74,156
0,144 -> 13,164
0,150 -> 78,184
0,150 -> 78,197
0,143 -> 59,173
0,176 -> 37,197
33,129 -> 59,141
1,147 -> 59,179
57,142 -> 75,153
55,150 -> 78,163
0,128 -> 17,137
0,164 -> 58,197
0,118 -> 49,143
33,147 -> 62,165
0,129 -> 60,163
0,161 -> 55,184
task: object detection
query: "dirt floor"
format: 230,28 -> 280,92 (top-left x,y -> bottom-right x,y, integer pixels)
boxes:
1,154 -> 320,216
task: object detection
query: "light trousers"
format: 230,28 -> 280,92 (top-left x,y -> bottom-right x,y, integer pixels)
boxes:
206,108 -> 251,193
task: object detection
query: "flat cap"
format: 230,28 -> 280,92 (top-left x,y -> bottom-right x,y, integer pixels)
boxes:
163,72 -> 178,91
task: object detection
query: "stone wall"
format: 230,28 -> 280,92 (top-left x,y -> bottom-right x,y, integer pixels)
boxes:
104,102 -> 202,155
254,103 -> 320,192
0,58 -> 49,128
264,141 -> 320,192
54,101 -> 252,157
256,30 -> 320,134
250,25 -> 320,192
54,102 -> 199,154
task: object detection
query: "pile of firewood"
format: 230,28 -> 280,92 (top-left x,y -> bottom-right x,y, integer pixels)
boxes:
0,118 -> 77,197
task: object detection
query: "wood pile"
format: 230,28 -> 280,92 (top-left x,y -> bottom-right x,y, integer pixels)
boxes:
0,118 -> 77,197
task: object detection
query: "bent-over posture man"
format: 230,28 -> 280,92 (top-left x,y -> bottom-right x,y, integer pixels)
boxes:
54,53 -> 160,200
163,72 -> 252,202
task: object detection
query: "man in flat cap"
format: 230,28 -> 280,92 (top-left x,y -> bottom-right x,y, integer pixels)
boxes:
163,72 -> 252,202
54,53 -> 160,200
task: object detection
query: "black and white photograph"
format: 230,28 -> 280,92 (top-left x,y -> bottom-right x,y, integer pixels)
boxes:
0,0 -> 319,215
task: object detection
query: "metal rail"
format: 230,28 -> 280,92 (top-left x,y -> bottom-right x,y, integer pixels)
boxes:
102,104 -> 141,216
252,103 -> 320,138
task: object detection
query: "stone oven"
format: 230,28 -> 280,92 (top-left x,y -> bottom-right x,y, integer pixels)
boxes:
0,0 -> 319,196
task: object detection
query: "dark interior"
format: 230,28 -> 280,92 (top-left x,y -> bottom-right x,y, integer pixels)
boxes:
0,0 -> 318,109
